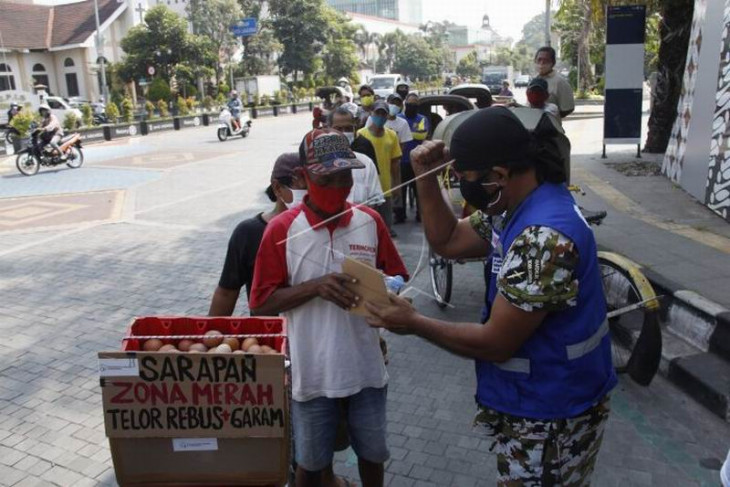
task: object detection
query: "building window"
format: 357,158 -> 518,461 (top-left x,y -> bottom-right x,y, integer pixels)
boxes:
64,58 -> 75,68
66,73 -> 80,97
32,63 -> 49,90
0,63 -> 16,91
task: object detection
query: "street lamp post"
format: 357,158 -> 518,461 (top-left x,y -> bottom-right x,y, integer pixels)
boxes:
545,0 -> 552,46
93,0 -> 109,102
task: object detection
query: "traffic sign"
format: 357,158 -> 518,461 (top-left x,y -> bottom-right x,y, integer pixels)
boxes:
147,66 -> 155,76
230,18 -> 257,37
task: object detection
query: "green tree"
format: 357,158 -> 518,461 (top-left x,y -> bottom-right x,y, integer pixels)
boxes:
81,104 -> 93,127
147,77 -> 171,102
393,34 -> 441,80
119,5 -> 217,90
269,0 -> 329,81
239,26 -> 282,76
63,112 -> 78,131
121,97 -> 134,123
145,100 -> 156,119
456,51 -> 481,80
321,8 -> 360,82
187,0 -> 242,84
157,99 -> 169,118
354,27 -> 381,72
517,12 -> 550,55
106,102 -> 120,123
644,0 -> 692,153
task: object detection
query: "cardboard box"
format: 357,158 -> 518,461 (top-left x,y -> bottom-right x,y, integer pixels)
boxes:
99,316 -> 289,486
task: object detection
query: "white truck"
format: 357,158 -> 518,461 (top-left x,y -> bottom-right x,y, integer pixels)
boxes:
1,90 -> 82,127
482,66 -> 514,95
368,74 -> 405,99
235,76 -> 281,103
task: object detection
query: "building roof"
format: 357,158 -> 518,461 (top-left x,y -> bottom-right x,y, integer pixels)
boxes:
0,0 -> 124,50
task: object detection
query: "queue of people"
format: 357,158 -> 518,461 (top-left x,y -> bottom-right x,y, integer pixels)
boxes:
209,47 -> 610,487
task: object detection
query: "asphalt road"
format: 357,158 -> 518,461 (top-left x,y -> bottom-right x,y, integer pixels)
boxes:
0,112 -> 728,486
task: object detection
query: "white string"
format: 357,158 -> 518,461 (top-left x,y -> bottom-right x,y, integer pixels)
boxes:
276,159 -> 454,247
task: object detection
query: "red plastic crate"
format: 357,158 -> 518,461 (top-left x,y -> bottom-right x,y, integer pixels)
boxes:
121,316 -> 287,354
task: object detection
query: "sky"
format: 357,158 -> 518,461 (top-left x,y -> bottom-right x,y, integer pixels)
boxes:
421,0 -> 548,43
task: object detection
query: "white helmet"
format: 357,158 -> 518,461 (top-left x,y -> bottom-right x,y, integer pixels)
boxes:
38,103 -> 51,116
337,77 -> 349,86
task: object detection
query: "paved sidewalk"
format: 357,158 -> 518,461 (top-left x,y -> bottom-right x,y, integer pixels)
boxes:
564,106 -> 730,309
331,221 -> 730,487
0,111 -> 728,487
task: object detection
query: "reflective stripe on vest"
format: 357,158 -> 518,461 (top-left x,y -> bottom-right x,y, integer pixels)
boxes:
566,319 -> 609,360
493,319 -> 609,375
495,357 -> 531,374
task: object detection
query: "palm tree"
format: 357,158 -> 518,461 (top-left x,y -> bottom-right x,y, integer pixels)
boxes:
354,27 -> 381,72
644,0 -> 693,153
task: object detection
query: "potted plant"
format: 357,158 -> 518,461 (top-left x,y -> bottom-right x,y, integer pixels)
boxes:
8,110 -> 36,152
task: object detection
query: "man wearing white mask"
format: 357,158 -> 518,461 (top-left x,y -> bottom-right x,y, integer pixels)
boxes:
328,106 -> 385,208
209,153 -> 307,316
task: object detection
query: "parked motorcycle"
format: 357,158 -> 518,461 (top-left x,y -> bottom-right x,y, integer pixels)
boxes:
217,107 -> 251,141
15,129 -> 84,176
4,126 -> 19,145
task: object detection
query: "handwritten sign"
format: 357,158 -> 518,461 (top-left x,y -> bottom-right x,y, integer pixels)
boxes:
99,352 -> 286,439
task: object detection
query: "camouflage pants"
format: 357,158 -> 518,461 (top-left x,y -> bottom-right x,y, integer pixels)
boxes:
473,396 -> 611,486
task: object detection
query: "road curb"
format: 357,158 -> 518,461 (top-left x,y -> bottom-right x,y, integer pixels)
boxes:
636,266 -> 730,421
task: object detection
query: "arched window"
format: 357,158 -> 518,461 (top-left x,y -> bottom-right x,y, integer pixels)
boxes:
63,57 -> 79,97
32,63 -> 49,89
0,63 -> 16,91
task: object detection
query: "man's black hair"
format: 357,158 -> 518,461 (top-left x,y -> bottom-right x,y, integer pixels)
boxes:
359,84 -> 374,96
265,176 -> 293,202
534,46 -> 556,65
327,106 -> 355,127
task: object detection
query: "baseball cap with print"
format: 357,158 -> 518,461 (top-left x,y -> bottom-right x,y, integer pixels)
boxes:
372,99 -> 389,114
301,129 -> 365,175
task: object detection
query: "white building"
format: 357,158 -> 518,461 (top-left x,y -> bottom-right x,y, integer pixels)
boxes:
0,0 -> 146,101
328,0 -> 423,25
446,14 -> 512,64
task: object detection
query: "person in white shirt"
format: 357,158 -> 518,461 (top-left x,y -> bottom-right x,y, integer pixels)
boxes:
535,46 -> 575,118
327,107 -> 385,207
250,129 -> 408,487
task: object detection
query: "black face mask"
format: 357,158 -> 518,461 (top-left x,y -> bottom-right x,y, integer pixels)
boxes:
459,176 -> 502,211
404,103 -> 418,118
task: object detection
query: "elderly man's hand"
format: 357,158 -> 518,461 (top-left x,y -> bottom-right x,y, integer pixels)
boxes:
410,140 -> 450,177
365,294 -> 419,335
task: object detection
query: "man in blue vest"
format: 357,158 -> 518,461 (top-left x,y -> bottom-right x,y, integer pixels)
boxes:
366,107 -> 616,486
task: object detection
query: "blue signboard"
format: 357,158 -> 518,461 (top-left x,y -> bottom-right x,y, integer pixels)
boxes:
230,18 -> 257,37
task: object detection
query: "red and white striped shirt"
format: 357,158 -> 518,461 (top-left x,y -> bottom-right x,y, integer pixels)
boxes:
250,199 -> 408,401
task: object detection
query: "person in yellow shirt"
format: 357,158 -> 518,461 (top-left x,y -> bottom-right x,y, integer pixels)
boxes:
357,100 -> 402,236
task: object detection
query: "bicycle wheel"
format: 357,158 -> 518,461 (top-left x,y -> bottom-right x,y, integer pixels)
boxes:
429,248 -> 453,308
598,251 -> 662,386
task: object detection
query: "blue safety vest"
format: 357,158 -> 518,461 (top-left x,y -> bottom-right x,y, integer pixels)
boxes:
476,182 -> 617,419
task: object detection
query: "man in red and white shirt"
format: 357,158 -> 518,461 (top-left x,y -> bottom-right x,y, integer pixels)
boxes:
249,129 -> 408,487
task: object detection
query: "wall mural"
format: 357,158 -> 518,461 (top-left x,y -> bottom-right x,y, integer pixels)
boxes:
706,0 -> 730,222
662,0 -> 707,182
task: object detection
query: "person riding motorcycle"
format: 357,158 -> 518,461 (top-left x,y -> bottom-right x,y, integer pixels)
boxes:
395,82 -> 410,101
7,103 -> 21,124
38,104 -> 66,160
337,77 -> 354,102
227,90 -> 244,130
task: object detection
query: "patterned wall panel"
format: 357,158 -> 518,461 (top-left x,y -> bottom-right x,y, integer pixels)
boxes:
706,1 -> 730,222
663,0 -> 707,182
